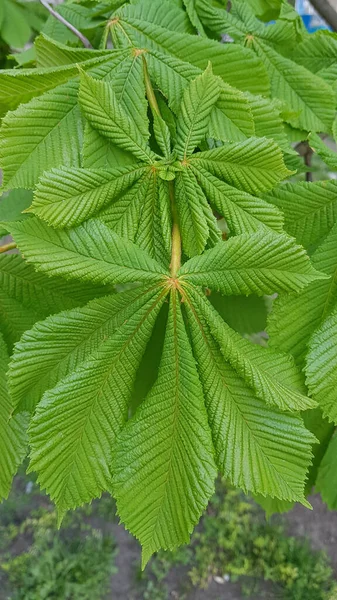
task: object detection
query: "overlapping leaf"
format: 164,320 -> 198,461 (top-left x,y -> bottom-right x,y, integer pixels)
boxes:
6,217 -> 168,285
265,179 -> 337,248
0,254 -> 107,351
306,307 -> 337,424
182,288 -> 314,503
28,287 -> 166,518
268,222 -> 337,362
0,333 -> 28,501
196,0 -> 335,132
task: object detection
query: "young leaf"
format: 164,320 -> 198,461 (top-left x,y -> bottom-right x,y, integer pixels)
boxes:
0,332 -> 27,501
29,288 -> 166,518
191,164 -> 284,235
174,170 -> 209,257
175,64 -> 220,159
179,232 -> 324,296
78,71 -> 157,164
7,218 -> 168,285
113,289 -> 217,567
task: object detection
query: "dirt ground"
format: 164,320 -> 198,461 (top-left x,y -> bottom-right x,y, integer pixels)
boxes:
108,492 -> 337,599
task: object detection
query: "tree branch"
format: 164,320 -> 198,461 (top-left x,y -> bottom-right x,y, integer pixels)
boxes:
309,0 -> 337,31
39,0 -> 93,48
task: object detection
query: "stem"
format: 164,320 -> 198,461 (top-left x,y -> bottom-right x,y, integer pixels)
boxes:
169,181 -> 182,277
142,55 -> 161,117
309,0 -> 337,31
304,141 -> 313,182
142,55 -> 182,277
39,0 -> 93,48
0,242 -> 16,253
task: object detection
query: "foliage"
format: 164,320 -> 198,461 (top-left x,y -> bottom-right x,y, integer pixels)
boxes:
1,0 -> 337,565
0,501 -> 117,600
142,482 -> 336,600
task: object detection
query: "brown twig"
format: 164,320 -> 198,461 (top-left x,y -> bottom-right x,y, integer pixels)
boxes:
0,242 -> 17,254
39,0 -> 93,48
309,0 -> 337,32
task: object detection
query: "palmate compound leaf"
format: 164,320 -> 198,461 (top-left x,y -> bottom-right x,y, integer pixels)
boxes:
264,179 -> 337,248
305,307 -> 337,424
0,332 -> 28,500
268,222 -> 337,362
178,232 -> 325,296
113,288 -> 217,567
0,254 -> 108,352
28,286 -> 167,520
146,50 -> 256,143
180,287 -> 315,503
6,218 -> 168,286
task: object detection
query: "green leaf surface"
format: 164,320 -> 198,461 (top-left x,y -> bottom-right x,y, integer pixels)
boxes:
0,332 -> 27,501
29,288 -> 166,518
113,289 -> 217,566
209,292 -> 268,335
30,165 -> 148,228
112,2 -> 270,95
0,189 -> 32,237
179,232 -> 323,296
188,287 -> 314,412
191,165 -> 284,235
316,434 -> 337,510
189,137 -> 291,195
175,170 -> 209,257
0,254 -> 107,351
265,179 -> 337,248
268,222 -> 337,361
184,290 -> 314,503
175,64 -> 220,159
7,218 -> 168,286
306,307 -> 337,424
79,71 -> 156,164
9,286 -> 160,414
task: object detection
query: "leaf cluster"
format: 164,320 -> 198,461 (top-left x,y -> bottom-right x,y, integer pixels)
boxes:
0,0 -> 337,564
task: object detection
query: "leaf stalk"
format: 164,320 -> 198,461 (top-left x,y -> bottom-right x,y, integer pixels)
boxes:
142,56 -> 182,277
